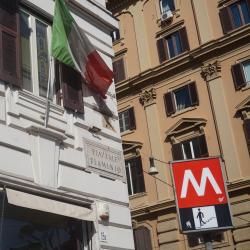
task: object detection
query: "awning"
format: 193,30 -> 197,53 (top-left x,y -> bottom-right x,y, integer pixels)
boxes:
6,189 -> 95,221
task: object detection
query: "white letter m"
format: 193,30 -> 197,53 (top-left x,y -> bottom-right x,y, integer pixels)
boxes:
180,167 -> 222,198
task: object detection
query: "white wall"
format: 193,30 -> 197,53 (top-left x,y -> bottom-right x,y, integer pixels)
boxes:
0,0 -> 134,249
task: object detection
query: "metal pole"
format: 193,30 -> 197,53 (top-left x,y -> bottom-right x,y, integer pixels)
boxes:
44,57 -> 53,127
203,234 -> 213,250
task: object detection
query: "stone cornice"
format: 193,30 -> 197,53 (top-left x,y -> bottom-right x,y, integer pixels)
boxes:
106,0 -> 138,12
130,199 -> 176,218
115,25 -> 250,99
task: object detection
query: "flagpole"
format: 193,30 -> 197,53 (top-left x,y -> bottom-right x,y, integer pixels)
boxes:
44,57 -> 53,127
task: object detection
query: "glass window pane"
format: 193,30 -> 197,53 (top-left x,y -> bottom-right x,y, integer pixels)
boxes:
174,86 -> 191,111
127,157 -> 145,195
36,20 -> 49,98
119,110 -> 130,132
167,36 -> 175,58
230,3 -> 242,28
243,61 -> 250,84
161,0 -> 175,12
182,141 -> 193,159
1,200 -> 85,250
192,137 -> 201,158
125,165 -> 132,195
174,32 -> 182,55
241,0 -> 250,24
20,11 -> 32,92
119,113 -> 125,132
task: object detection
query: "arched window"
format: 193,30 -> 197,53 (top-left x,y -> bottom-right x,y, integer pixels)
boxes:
133,226 -> 153,250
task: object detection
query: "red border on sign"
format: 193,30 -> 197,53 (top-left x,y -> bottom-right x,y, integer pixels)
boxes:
172,158 -> 227,209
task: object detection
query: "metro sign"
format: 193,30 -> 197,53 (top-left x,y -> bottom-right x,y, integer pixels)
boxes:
171,157 -> 233,233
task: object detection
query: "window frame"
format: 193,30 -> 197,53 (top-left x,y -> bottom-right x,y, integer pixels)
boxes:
172,134 -> 209,161
119,109 -> 130,133
157,27 -> 189,63
111,29 -> 120,43
125,156 -> 145,196
113,57 -> 126,83
159,0 -> 175,14
20,8 -> 53,98
164,82 -> 199,116
118,107 -> 136,133
219,0 -> 250,34
231,59 -> 250,90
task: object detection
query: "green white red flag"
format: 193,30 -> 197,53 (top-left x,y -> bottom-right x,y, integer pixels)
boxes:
51,0 -> 113,98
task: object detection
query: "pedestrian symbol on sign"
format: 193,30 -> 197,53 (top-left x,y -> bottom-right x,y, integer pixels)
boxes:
196,208 -> 206,227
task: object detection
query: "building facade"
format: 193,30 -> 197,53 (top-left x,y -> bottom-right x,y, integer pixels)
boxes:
0,0 -> 135,249
107,0 -> 250,249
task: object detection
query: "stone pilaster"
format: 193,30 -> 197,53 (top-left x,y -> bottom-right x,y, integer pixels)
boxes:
140,88 -> 170,200
201,61 -> 241,181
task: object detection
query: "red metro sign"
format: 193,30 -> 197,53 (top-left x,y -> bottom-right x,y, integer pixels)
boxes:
171,157 -> 233,233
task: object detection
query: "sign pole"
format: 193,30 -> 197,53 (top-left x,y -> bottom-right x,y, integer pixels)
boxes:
203,234 -> 213,250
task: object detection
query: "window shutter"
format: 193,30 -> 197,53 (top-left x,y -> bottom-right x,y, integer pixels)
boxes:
172,143 -> 183,160
179,27 -> 190,52
244,119 -> 250,144
231,63 -> 246,90
0,0 -> 21,87
164,92 -> 175,116
61,63 -> 84,113
189,82 -> 199,106
133,157 -> 145,193
134,227 -> 152,250
157,38 -> 168,63
219,7 -> 233,34
199,134 -> 209,157
113,58 -> 125,83
129,157 -> 145,194
128,107 -> 136,130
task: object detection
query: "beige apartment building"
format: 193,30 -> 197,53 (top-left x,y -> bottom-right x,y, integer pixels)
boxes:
106,0 -> 250,249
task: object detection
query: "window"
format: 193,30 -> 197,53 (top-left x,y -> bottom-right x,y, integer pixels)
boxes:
0,191 -> 91,250
133,227 -> 153,250
125,156 -> 145,195
164,82 -> 199,116
20,10 -> 50,98
0,1 -> 84,114
172,134 -> 208,160
157,27 -> 189,63
111,29 -> 120,42
119,107 -> 136,133
113,58 -> 126,83
231,60 -> 250,89
160,0 -> 175,14
219,0 -> 250,34
0,0 -> 21,86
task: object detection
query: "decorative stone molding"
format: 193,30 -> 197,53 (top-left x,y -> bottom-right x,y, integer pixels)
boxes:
235,95 -> 250,119
139,88 -> 157,106
201,61 -> 221,81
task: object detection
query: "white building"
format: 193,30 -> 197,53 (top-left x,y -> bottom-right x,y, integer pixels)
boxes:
0,0 -> 134,249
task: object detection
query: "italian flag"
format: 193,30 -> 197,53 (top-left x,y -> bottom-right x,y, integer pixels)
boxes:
51,0 -> 113,98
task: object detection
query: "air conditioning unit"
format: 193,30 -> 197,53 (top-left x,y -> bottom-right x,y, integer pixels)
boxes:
161,10 -> 173,21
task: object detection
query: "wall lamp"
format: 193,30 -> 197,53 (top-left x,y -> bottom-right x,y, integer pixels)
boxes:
148,156 -> 170,175
148,156 -> 159,175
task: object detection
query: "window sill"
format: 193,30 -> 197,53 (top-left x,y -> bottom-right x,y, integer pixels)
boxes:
129,192 -> 147,200
113,37 -> 125,46
171,106 -> 197,118
121,129 -> 135,136
241,83 -> 250,92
